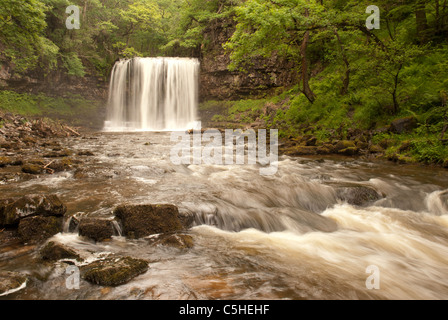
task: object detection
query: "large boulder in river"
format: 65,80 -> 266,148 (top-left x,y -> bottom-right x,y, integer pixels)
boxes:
114,204 -> 184,239
78,217 -> 115,242
80,256 -> 149,286
0,194 -> 66,227
335,185 -> 384,206
18,216 -> 63,243
39,241 -> 83,262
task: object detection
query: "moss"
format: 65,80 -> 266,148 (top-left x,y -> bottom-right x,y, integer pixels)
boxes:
40,241 -> 83,261
80,256 -> 149,286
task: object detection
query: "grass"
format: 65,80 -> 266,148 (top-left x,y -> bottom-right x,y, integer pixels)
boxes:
0,90 -> 103,127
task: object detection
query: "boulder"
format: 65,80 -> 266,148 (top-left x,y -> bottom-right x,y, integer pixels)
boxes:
337,147 -> 359,156
114,204 -> 184,239
0,194 -> 66,227
21,164 -> 42,174
18,216 -> 63,243
369,145 -> 385,153
286,146 -> 318,156
0,271 -> 28,297
0,156 -> 13,167
39,241 -> 83,261
334,140 -> 356,152
389,116 -> 418,134
78,218 -> 115,242
80,256 -> 149,286
335,185 -> 384,206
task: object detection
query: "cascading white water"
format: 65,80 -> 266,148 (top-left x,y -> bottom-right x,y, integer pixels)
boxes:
104,57 -> 200,131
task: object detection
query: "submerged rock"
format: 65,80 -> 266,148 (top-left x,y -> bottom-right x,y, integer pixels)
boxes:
114,204 -> 184,239
0,271 -> 28,297
78,217 -> 115,242
147,233 -> 194,249
18,216 -> 63,243
80,256 -> 149,286
335,185 -> 384,206
0,194 -> 66,227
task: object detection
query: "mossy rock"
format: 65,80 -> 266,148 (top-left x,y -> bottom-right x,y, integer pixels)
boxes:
0,157 -> 13,167
18,216 -> 63,243
40,241 -> 83,261
0,194 -> 67,226
78,217 -> 115,242
334,140 -> 356,152
114,204 -> 184,239
369,145 -> 384,154
21,164 -> 42,174
337,147 -> 359,156
80,256 -> 149,286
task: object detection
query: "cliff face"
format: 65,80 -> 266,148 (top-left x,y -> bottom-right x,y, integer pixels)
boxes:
199,18 -> 299,101
0,61 -> 108,101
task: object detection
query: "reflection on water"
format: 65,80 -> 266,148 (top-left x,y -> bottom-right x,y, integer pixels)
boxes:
1,132 -> 448,300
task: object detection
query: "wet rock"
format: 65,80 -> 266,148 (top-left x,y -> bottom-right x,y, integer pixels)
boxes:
335,185 -> 384,206
443,159 -> 448,169
0,271 -> 28,297
334,140 -> 356,152
39,241 -> 82,261
78,218 -> 115,242
0,194 -> 67,227
0,157 -> 13,167
390,116 -> 418,134
21,164 -> 42,174
338,147 -> 359,156
305,136 -> 317,146
18,216 -> 63,243
73,168 -> 89,179
316,146 -> 332,155
369,145 -> 385,153
43,149 -> 73,158
80,256 -> 149,286
114,204 -> 184,239
147,233 -> 194,249
46,158 -> 73,172
285,146 -> 318,156
77,150 -> 94,156
178,210 -> 195,229
355,140 -> 369,150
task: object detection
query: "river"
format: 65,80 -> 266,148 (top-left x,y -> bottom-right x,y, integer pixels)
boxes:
1,131 -> 448,300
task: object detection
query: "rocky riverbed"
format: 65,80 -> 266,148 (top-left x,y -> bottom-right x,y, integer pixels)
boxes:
1,111 -> 448,300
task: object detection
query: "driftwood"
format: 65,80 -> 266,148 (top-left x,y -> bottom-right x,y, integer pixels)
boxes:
43,160 -> 56,174
64,126 -> 80,136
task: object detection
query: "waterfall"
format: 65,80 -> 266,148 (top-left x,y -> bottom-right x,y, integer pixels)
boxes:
104,57 -> 200,131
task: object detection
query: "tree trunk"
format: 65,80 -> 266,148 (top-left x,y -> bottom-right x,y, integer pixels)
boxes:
392,64 -> 403,114
333,28 -> 350,95
416,0 -> 429,43
300,7 -> 316,103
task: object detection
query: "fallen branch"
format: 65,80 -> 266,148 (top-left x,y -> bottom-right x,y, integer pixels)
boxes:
64,126 -> 80,136
43,160 -> 56,174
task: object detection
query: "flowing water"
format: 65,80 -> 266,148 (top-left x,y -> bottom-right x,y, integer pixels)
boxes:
1,131 -> 448,300
104,57 -> 200,131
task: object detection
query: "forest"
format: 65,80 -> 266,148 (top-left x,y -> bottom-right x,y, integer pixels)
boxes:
1,0 -> 448,165
1,0 -> 448,302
